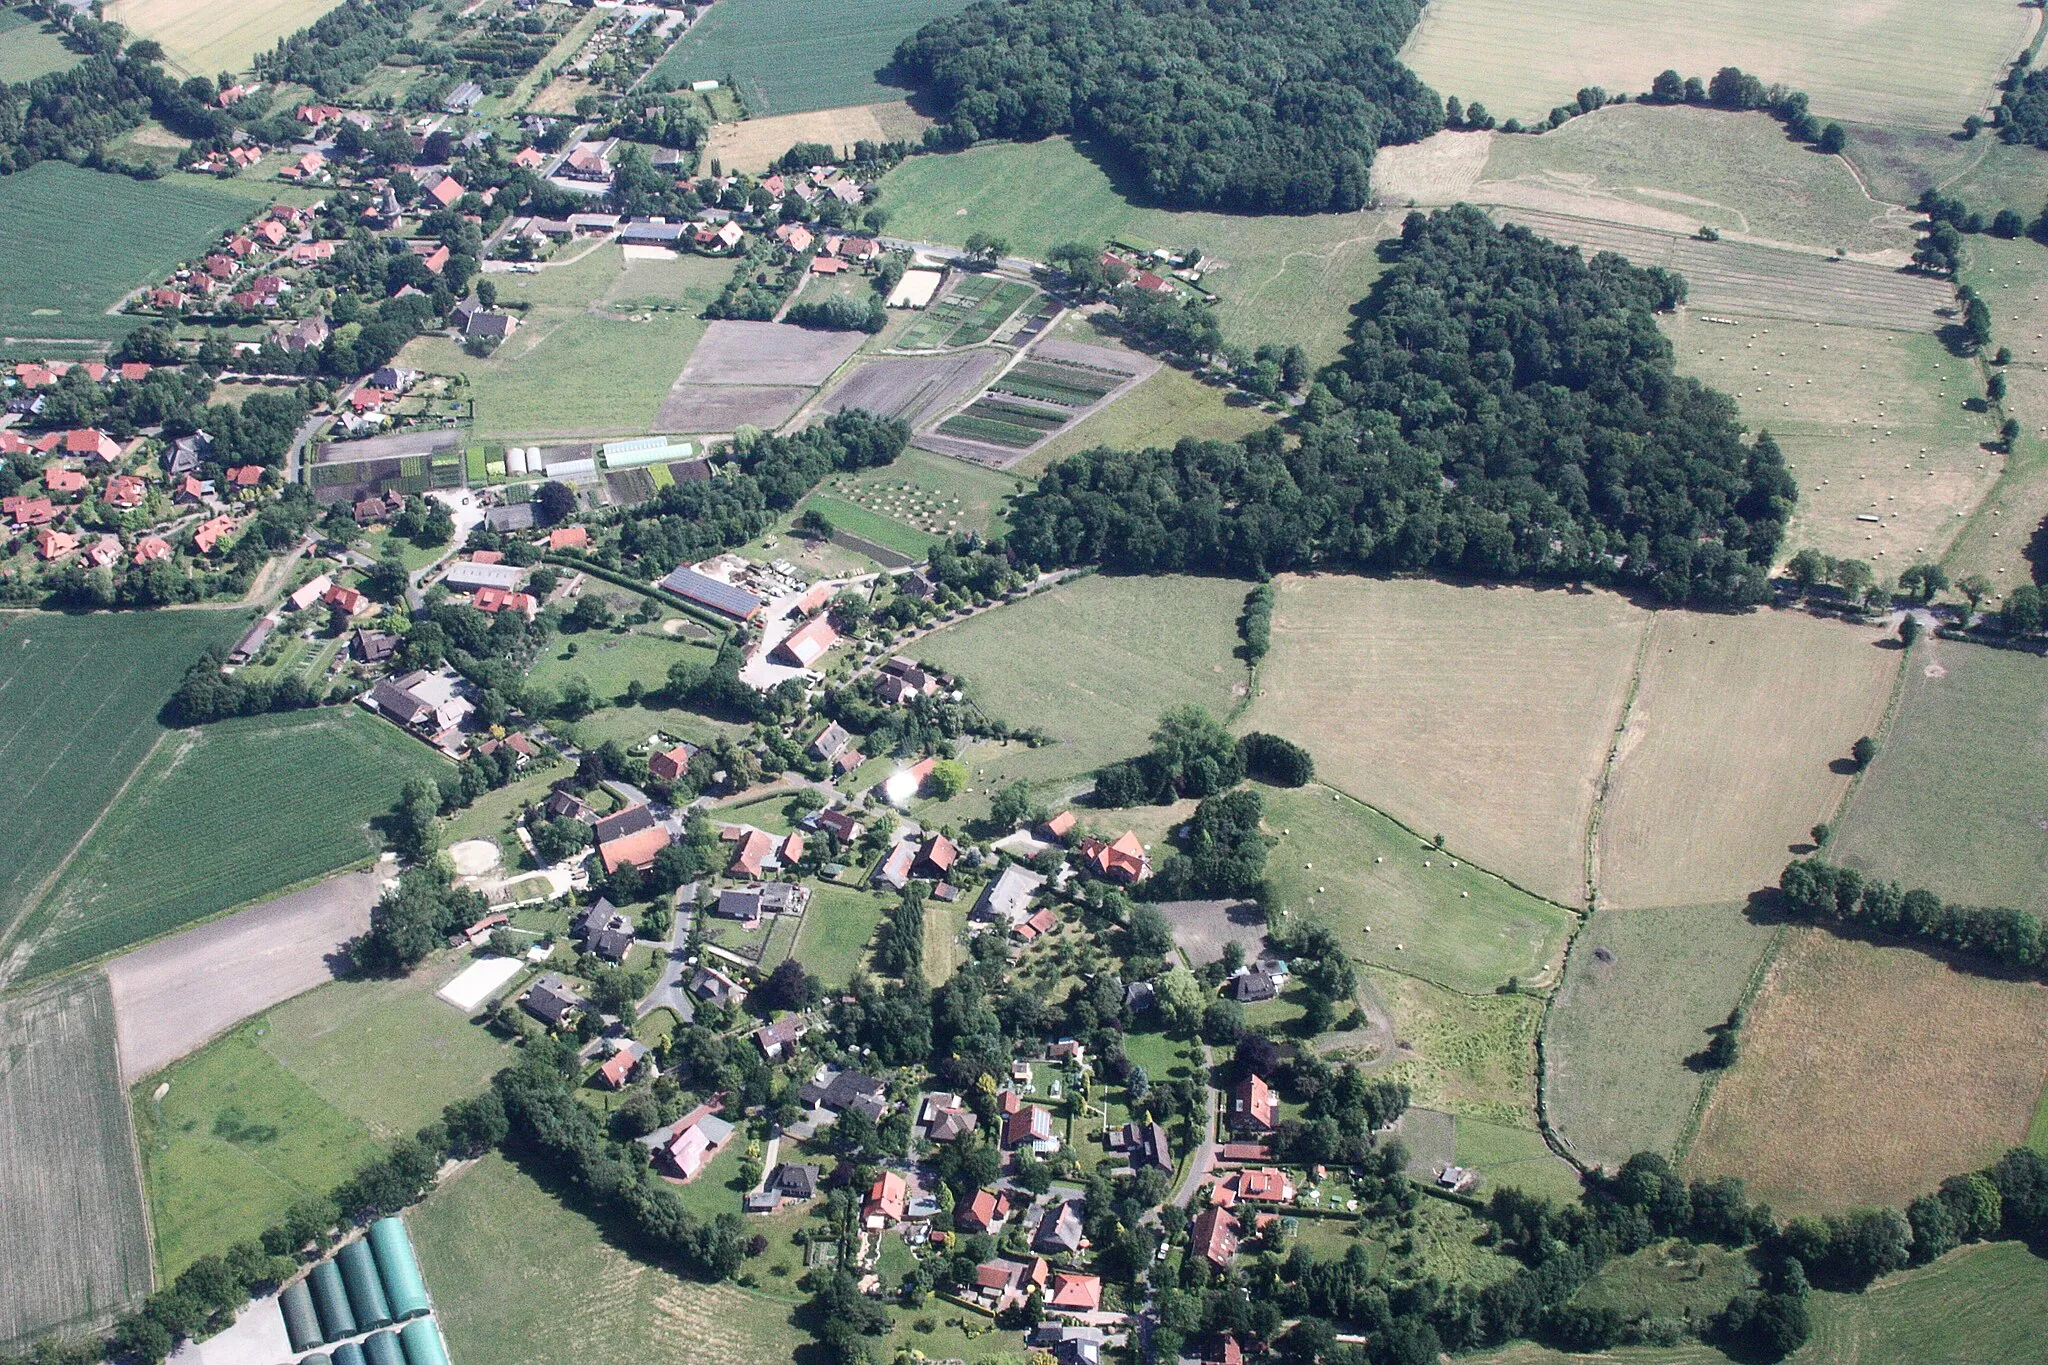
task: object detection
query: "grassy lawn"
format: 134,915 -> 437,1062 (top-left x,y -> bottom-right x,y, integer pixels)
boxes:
1398,0 -> 2027,130
134,951 -> 512,1277
1020,352 -> 1273,475
1570,1239 -> 1757,1324
527,620 -> 722,705
916,572 -> 1251,797
20,708 -> 447,979
1543,904 -> 1779,1171
879,138 -> 1396,365
1263,784 -> 1576,994
649,0 -> 975,115
1830,637 -> 2048,916
791,884 -> 885,986
1452,1117 -> 1584,1203
1793,1241 -> 2048,1364
443,761 -> 574,863
399,249 -> 733,439
0,610 -> 245,973
816,444 -> 1022,539
555,700 -> 747,754
0,6 -> 80,83
411,1152 -> 808,1365
1373,969 -> 1544,1129
0,161 -> 254,344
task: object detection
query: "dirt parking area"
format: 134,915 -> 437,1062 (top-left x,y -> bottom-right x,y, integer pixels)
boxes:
678,321 -> 867,385
816,351 -> 1004,425
655,382 -> 812,433
105,866 -> 387,1083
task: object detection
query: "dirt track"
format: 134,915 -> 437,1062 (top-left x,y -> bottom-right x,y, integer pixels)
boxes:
105,866 -> 387,1083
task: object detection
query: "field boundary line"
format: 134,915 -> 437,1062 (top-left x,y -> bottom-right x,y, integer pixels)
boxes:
117,966 -> 160,1301
0,730 -> 171,988
1672,921 -> 1789,1164
1533,911 -> 1594,1176
1823,629 -> 1916,843
1581,612 -> 1654,912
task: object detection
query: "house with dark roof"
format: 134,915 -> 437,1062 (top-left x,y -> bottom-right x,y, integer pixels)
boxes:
690,964 -> 747,1009
521,973 -> 579,1027
769,1162 -> 818,1199
1233,970 -> 1279,1003
1033,1199 -> 1085,1256
543,787 -> 597,824
809,722 -> 851,763
592,803 -> 657,845
800,1069 -> 887,1120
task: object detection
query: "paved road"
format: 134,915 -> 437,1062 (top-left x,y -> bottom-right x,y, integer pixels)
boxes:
637,901 -> 696,1022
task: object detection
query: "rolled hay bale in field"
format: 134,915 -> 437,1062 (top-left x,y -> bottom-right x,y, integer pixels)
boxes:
280,1279 -> 324,1353
363,1328 -> 408,1365
400,1317 -> 454,1365
338,1239 -> 394,1329
331,1344 -> 367,1365
308,1259 -> 358,1343
368,1216 -> 431,1320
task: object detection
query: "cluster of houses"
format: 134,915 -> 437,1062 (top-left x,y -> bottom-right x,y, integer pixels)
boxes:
142,203 -> 336,319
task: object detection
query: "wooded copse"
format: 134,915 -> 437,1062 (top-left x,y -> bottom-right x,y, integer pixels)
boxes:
893,0 -> 1443,213
1010,209 -> 1793,605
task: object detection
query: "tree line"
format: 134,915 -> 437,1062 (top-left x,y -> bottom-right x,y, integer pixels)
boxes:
1779,858 -> 2045,976
1009,209 -> 1793,605
893,0 -> 1444,213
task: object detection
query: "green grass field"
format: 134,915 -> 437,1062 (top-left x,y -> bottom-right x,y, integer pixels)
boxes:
0,610 -> 245,977
1399,0 -> 2030,131
400,249 -> 732,439
412,1152 -> 808,1365
1543,904 -> 1778,1171
0,973 -> 153,1352
878,138 -> 1395,365
1021,355 -> 1271,475
0,162 -> 252,344
1794,1241 -> 2048,1364
554,700 -> 747,755
791,885 -> 884,986
1452,1117 -> 1585,1203
649,0 -> 973,115
1569,1240 -> 1758,1327
135,953 -> 512,1277
0,6 -> 81,83
527,620 -> 721,705
1375,969 -> 1546,1128
1263,785 -> 1576,995
918,573 -> 1250,794
1830,640 -> 2048,915
20,708 -> 446,978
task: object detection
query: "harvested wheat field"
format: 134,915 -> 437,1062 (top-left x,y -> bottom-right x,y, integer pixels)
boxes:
1244,577 -> 1646,904
1686,927 -> 2048,1217
706,102 -> 932,174
1400,0 -> 2031,132
1664,313 -> 2002,566
1597,608 -> 1899,910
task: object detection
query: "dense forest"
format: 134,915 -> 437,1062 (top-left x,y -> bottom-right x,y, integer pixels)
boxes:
2001,65 -> 2048,148
1009,208 -> 1793,605
893,0 -> 1442,213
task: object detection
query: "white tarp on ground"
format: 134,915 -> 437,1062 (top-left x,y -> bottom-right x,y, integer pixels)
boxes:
437,956 -> 523,1011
